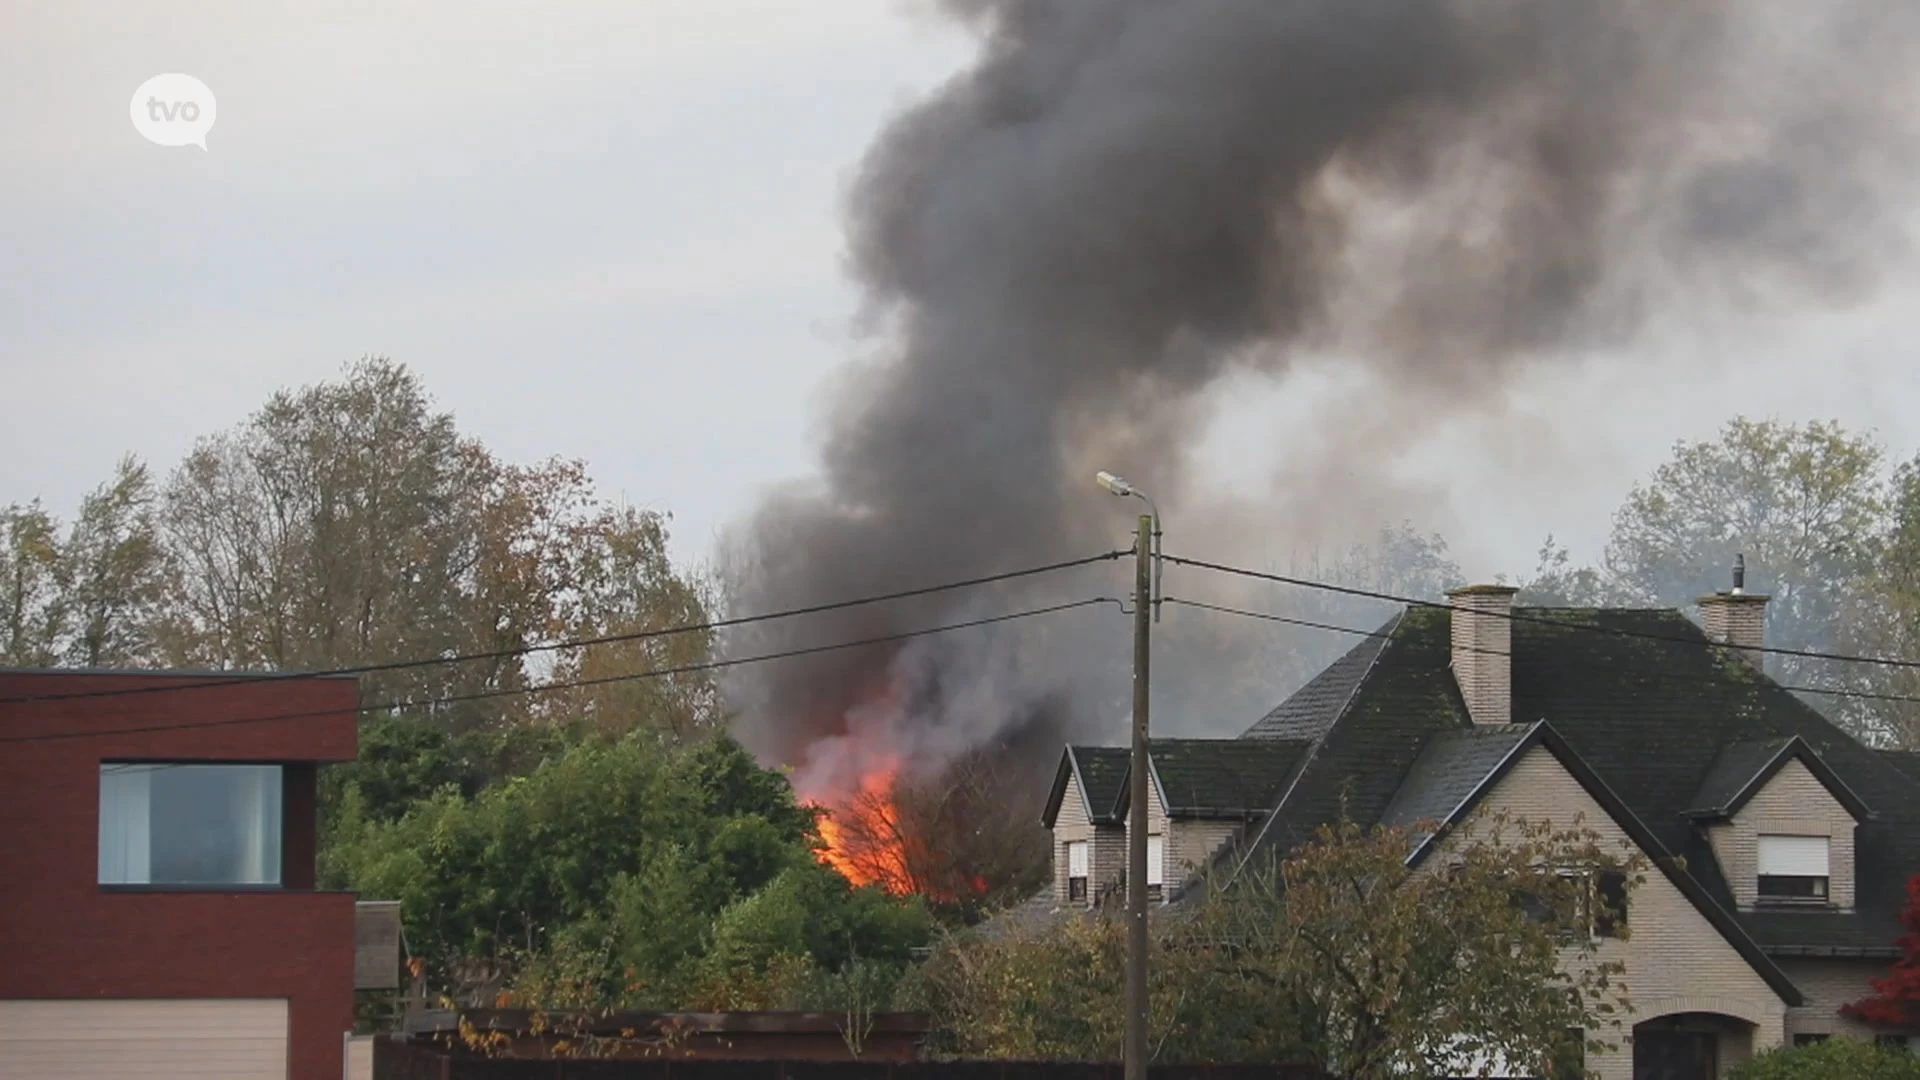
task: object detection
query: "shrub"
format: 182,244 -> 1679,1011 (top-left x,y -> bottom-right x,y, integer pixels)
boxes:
1729,1036 -> 1920,1080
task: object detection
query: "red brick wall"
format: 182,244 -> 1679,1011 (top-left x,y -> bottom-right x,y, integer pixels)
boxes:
0,671 -> 360,1080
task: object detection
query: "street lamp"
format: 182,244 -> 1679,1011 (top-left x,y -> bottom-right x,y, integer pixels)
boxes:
1095,472 -> 1161,622
1096,470 -> 1157,1080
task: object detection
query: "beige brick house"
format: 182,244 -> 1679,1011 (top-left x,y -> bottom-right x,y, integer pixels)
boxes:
1038,579 -> 1920,1080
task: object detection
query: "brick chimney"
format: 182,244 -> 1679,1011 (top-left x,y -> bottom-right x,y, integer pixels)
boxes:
1697,553 -> 1769,670
1448,585 -> 1518,726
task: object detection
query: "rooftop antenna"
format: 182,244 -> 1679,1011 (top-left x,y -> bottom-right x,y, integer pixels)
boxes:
1731,553 -> 1746,595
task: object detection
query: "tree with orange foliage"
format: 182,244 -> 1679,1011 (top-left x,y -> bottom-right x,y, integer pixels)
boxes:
1846,873 -> 1920,1028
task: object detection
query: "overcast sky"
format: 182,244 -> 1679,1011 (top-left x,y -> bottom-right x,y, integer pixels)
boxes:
7,1 -> 1920,583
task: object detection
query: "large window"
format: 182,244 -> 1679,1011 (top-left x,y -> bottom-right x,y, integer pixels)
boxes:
1757,834 -> 1829,901
1510,868 -> 1628,939
1066,840 -> 1089,902
1592,869 -> 1629,938
99,763 -> 283,886
1146,834 -> 1164,902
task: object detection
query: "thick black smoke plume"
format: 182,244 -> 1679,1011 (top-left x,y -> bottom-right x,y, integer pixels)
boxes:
724,0 -> 1920,793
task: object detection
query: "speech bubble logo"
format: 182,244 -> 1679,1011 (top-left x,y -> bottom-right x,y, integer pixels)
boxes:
130,73 -> 217,150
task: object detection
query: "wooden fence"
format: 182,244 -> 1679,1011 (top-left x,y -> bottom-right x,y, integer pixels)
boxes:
375,1040 -> 1334,1080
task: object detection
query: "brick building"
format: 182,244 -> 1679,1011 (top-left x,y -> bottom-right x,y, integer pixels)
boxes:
0,669 -> 360,1080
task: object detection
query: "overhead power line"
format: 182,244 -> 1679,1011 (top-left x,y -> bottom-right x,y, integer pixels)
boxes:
1163,595 -> 1920,708
1162,553 -> 1920,674
0,549 -> 1129,706
0,597 -> 1121,745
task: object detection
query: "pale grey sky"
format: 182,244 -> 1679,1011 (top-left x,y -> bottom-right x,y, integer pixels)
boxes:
6,1 -> 1919,583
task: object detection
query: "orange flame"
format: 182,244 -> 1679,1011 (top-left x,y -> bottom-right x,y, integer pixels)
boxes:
807,759 -> 920,895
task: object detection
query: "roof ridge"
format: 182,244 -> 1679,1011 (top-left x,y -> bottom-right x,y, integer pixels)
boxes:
1241,610 -> 1403,740
1227,607 -> 1406,882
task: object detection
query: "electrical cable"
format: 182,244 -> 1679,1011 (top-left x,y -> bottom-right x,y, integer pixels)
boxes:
1162,552 -> 1920,674
0,549 -> 1129,705
1161,595 -> 1920,708
0,596 -> 1122,745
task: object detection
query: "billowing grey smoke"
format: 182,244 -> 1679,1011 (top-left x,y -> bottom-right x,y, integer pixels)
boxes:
724,0 -> 1920,793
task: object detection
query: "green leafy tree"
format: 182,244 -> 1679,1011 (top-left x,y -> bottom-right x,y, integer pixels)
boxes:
1518,535 -> 1620,607
316,710 -> 575,839
138,358 -> 713,740
0,500 -> 63,665
1603,418 -> 1886,681
547,504 -> 721,740
155,359 -> 545,722
324,732 -> 933,1009
59,455 -> 166,667
1226,813 -> 1638,1080
908,812 -> 1640,1076
1840,459 -> 1920,748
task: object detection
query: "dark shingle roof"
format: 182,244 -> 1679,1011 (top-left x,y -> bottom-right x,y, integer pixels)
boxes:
1882,750 -> 1920,787
1241,618 -> 1396,741
1250,605 -> 1920,959
1065,599 -> 1920,971
1244,606 -> 1471,856
1148,738 -> 1309,816
1684,735 -> 1872,821
1379,724 -> 1536,840
1685,738 -> 1799,817
1070,746 -> 1129,824
1497,607 -> 1920,947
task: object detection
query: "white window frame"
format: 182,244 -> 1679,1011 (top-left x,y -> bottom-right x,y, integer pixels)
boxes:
1757,834 -> 1830,902
1146,834 -> 1164,886
1066,840 -> 1089,879
1065,839 -> 1090,902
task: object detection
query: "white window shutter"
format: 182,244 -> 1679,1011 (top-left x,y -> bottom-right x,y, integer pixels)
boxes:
1758,835 -> 1829,877
1146,835 -> 1164,885
1067,840 -> 1088,878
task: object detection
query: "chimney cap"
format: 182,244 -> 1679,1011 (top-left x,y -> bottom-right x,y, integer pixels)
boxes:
1447,584 -> 1520,598
1698,589 -> 1770,606
1731,553 -> 1746,595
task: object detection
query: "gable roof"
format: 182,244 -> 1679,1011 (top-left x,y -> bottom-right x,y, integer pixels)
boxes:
1240,606 -> 1470,858
1379,724 -> 1535,846
1223,603 -> 1920,960
1141,737 -> 1310,817
1684,735 -> 1872,822
1041,745 -> 1129,828
1045,598 -> 1920,967
1241,618 -> 1396,741
1390,720 -> 1803,1006
1497,607 -> 1920,954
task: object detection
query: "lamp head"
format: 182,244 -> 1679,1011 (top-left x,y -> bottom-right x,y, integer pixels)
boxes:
1095,470 -> 1135,498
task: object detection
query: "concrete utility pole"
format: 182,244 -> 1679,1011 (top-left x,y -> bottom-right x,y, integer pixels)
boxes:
1125,510 -> 1152,1080
1095,470 -> 1158,1080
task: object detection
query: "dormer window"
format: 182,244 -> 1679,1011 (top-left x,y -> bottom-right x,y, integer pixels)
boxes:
1757,834 -> 1829,902
1067,840 -> 1088,901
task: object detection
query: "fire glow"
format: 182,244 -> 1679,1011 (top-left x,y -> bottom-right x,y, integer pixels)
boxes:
803,753 -> 990,903
808,758 -> 917,895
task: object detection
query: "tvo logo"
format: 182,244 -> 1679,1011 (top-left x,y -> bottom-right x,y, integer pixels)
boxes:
130,73 -> 216,150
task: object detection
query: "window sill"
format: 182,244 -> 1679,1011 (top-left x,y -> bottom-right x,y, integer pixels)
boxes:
1753,897 -> 1835,910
